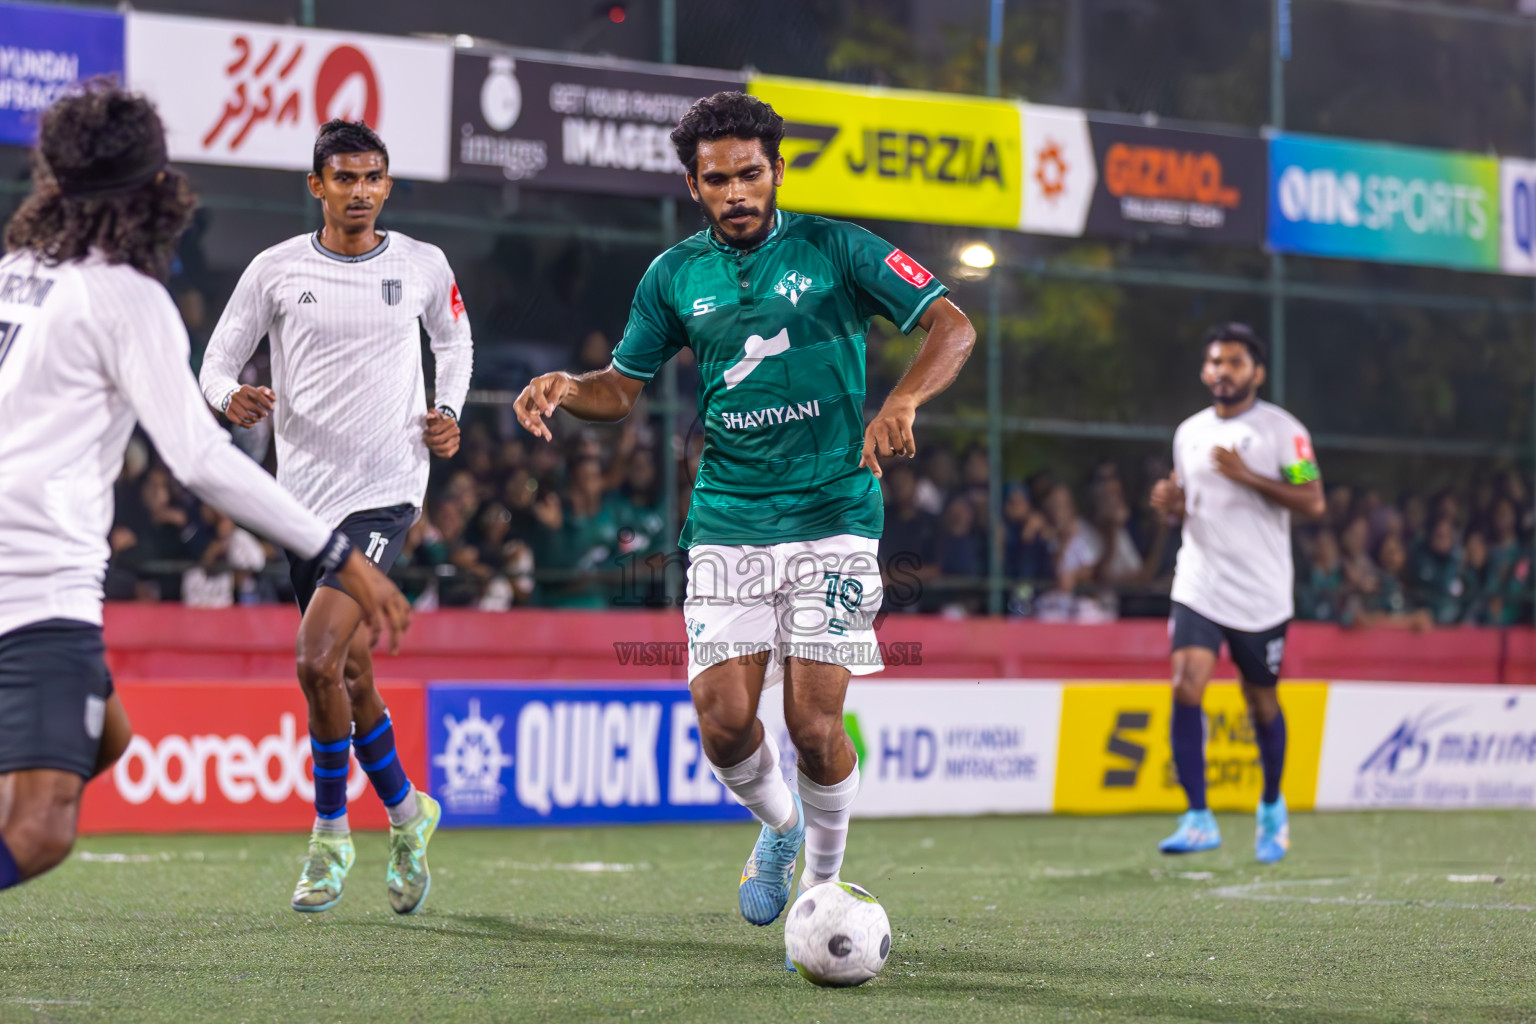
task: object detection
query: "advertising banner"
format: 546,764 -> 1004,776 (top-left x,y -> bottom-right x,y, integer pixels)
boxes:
840,681 -> 1061,817
428,683 -> 754,827
1053,682 -> 1328,813
1020,103 -> 1095,237
748,75 -> 1023,230
1085,120 -> 1266,244
1315,683 -> 1536,809
124,12 -> 451,181
0,2 -> 124,147
1267,132 -> 1499,272
1500,157 -> 1536,277
452,51 -> 741,196
77,680 -> 427,834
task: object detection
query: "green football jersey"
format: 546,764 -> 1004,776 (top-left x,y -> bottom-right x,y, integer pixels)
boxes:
611,210 -> 949,549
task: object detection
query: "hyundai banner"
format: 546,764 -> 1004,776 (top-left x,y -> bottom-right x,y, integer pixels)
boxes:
125,12 -> 452,180
428,683 -> 754,827
451,51 -> 742,197
1267,132 -> 1500,273
0,2 -> 124,146
1086,120 -> 1265,244
1315,683 -> 1536,809
78,680 -> 427,834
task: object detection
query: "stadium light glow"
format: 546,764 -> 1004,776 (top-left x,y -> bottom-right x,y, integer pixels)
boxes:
959,243 -> 995,269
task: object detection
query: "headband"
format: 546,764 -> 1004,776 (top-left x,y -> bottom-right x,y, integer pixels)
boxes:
44,135 -> 168,198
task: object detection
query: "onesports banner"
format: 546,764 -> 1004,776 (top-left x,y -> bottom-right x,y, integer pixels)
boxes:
1315,683 -> 1536,809
1267,132 -> 1499,272
1054,682 -> 1329,813
0,2 -> 124,147
747,75 -> 1024,230
77,680 -> 427,834
1086,120 -> 1266,245
452,50 -> 741,196
124,11 -> 452,180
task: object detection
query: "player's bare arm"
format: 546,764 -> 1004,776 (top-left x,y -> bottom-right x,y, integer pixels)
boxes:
859,297 -> 976,478
513,367 -> 645,440
222,385 -> 275,428
1211,446 -> 1326,519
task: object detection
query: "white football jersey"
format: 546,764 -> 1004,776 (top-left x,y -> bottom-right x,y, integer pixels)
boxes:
0,251 -> 334,637
1170,400 -> 1318,632
200,230 -> 473,529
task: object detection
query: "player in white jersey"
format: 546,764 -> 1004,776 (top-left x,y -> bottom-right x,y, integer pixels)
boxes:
199,120 -> 472,915
0,83 -> 409,894
1149,323 -> 1325,863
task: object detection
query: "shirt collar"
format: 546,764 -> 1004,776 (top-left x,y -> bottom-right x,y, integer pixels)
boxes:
705,210 -> 788,256
311,229 -> 390,263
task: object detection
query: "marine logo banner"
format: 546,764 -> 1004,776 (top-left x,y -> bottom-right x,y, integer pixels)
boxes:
748,75 -> 1023,230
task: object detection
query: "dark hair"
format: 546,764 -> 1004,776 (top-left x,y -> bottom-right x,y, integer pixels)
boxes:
4,81 -> 194,280
312,119 -> 389,177
1203,321 -> 1268,367
670,91 -> 784,176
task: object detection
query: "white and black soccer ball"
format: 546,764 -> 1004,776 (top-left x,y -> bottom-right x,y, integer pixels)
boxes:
784,881 -> 892,987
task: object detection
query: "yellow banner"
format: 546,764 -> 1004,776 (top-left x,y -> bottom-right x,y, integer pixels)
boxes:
1053,682 -> 1328,814
747,75 -> 1023,230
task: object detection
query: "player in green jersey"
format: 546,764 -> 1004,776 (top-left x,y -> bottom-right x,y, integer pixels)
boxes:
514,92 -> 975,948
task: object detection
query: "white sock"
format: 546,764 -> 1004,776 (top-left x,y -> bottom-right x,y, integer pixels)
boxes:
314,813 -> 349,835
386,786 -> 418,827
798,761 -> 860,887
708,726 -> 799,834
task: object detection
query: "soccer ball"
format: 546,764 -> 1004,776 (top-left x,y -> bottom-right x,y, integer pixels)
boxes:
783,881 -> 892,987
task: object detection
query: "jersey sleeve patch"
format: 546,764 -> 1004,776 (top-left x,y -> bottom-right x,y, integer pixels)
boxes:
1282,433 -> 1319,484
450,281 -> 466,321
883,249 -> 934,288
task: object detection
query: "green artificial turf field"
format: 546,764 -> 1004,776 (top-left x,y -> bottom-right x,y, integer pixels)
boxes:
1,812 -> 1533,1023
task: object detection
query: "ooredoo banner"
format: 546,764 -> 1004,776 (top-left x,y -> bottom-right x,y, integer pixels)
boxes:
1053,682 -> 1328,813
1086,120 -> 1266,244
428,682 -> 754,827
452,50 -> 741,196
1314,683 -> 1536,809
78,680 -> 426,833
0,2 -> 124,147
124,12 -> 452,181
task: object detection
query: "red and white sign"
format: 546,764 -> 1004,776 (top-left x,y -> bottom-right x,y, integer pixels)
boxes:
884,249 -> 934,288
125,12 -> 451,181
78,680 -> 426,834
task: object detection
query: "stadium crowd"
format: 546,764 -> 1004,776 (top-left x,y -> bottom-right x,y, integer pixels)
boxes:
106,409 -> 1534,628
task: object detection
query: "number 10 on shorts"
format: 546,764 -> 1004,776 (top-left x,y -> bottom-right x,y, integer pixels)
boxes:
823,572 -> 864,637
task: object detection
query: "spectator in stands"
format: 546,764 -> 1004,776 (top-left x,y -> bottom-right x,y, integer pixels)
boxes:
1002,483 -> 1051,584
1400,491 -> 1428,549
1458,530 -> 1491,624
1059,471 -> 1143,589
960,445 -> 991,525
936,492 -> 985,613
1339,516 -> 1376,602
1296,528 -> 1345,622
605,445 -> 667,559
915,448 -> 957,516
1484,498 -> 1530,625
1349,534 -> 1432,631
1409,517 -> 1463,624
1130,467 -> 1179,588
530,454 -> 621,608
1325,483 -> 1353,535
880,461 -> 941,613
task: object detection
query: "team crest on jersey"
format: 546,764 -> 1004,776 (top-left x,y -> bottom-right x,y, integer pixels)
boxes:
773,270 -> 813,307
382,279 -> 403,306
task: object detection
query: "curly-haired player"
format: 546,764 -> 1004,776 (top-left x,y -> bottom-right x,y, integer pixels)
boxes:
0,82 -> 409,893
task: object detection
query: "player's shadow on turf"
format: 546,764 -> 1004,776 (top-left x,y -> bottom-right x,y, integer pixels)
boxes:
347,914 -> 771,963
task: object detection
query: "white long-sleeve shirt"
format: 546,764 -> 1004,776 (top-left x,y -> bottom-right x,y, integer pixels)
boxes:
0,251 -> 335,637
199,230 -> 474,529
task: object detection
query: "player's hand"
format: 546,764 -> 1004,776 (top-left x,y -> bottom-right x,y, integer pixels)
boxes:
1150,474 -> 1185,515
514,372 -> 578,441
224,385 -> 275,428
1212,446 -> 1251,483
859,397 -> 917,479
335,550 -> 412,655
424,409 -> 460,458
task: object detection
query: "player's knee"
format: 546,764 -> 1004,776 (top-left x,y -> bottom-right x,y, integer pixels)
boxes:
785,711 -> 844,767
5,805 -> 78,879
1171,672 -> 1207,706
1243,684 -> 1280,723
295,652 -> 344,697
694,698 -> 755,753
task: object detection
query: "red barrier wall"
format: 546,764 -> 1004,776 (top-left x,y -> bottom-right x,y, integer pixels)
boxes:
101,605 -> 1536,684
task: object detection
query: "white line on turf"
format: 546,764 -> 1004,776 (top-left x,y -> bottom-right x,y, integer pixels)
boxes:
1212,877 -> 1535,912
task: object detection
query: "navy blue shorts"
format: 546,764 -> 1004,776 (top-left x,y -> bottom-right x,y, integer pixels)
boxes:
286,504 -> 417,612
1169,602 -> 1289,687
0,618 -> 114,778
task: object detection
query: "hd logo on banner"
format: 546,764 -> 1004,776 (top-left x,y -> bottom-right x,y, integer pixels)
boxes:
1267,132 -> 1499,273
0,2 -> 123,146
124,12 -> 452,181
748,75 -> 1023,231
429,683 -> 753,827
